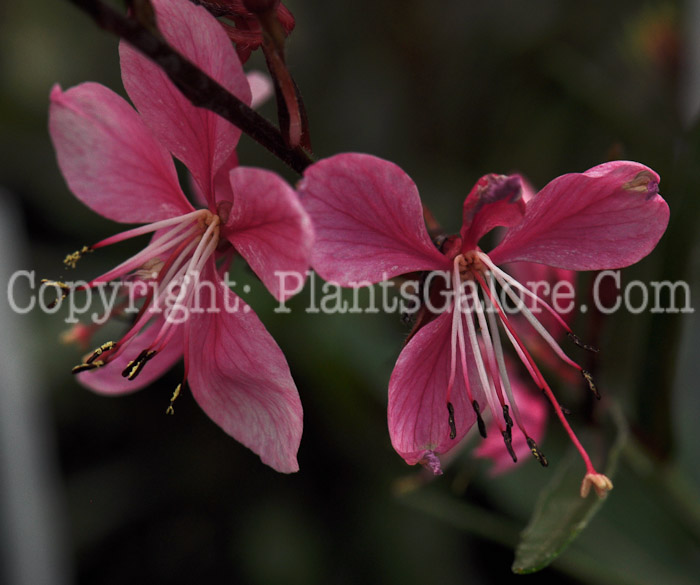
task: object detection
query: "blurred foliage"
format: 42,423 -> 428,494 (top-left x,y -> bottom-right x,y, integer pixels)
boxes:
1,0 -> 700,584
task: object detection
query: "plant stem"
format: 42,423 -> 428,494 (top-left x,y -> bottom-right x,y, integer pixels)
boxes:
65,0 -> 314,174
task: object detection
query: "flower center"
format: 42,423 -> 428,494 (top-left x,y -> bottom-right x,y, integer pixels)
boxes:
441,250 -> 612,496
68,208 -> 225,400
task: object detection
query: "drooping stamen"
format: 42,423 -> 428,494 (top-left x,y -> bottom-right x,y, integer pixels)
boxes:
501,404 -> 517,462
464,291 -> 503,432
149,217 -> 220,352
166,383 -> 182,415
472,399 -> 487,438
483,264 -> 583,373
40,279 -> 72,309
445,257 -> 479,438
469,274 -> 509,411
72,360 -> 104,374
581,369 -> 601,400
88,228 -> 205,370
567,331 -> 599,353
452,256 -> 503,430
122,349 -> 157,380
526,436 -> 548,467
447,402 -> 456,439
474,262 -> 604,479
85,341 -> 117,364
479,254 -> 572,332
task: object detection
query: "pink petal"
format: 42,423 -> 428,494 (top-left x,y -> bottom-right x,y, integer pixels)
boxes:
298,153 -> 449,285
388,311 -> 480,466
186,261 -> 303,473
49,83 -> 193,224
460,174 -> 526,250
222,167 -> 313,301
247,70 -> 274,109
77,317 -> 184,395
489,162 -> 669,270
119,0 -> 251,204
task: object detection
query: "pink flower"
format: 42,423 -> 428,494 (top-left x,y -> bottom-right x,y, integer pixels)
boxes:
48,0 -> 313,473
298,153 -> 669,495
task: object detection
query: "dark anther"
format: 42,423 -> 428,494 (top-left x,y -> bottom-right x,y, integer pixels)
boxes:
447,402 -> 456,440
72,360 -> 104,374
472,400 -> 487,438
40,279 -> 72,309
567,331 -> 599,353
122,349 -> 157,380
502,428 -> 517,462
502,404 -> 513,430
86,341 -> 117,364
581,369 -> 601,400
527,437 -> 549,467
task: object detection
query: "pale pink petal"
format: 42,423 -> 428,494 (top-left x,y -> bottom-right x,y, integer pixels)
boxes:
186,261 -> 303,473
460,174 -> 525,250
49,83 -> 193,224
77,317 -> 184,395
222,167 -> 313,301
247,70 -> 274,109
298,153 -> 449,285
489,162 -> 669,269
388,311 -> 481,466
474,369 -> 548,475
119,0 -> 251,203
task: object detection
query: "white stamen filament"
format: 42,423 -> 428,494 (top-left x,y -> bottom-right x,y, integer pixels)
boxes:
479,253 -> 580,371
455,259 -> 504,431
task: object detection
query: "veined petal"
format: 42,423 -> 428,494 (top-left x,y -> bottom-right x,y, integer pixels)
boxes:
49,83 -> 193,224
388,311 -> 479,466
489,161 -> 669,269
298,153 -> 449,285
77,317 -> 184,395
223,167 -> 313,301
460,173 -> 526,250
119,0 -> 251,203
186,261 -> 303,473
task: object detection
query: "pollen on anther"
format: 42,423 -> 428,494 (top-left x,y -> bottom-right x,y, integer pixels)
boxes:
63,245 -> 93,269
166,383 -> 182,415
122,349 -> 157,380
527,437 -> 549,467
72,360 -> 104,374
581,369 -> 601,400
86,341 -> 117,364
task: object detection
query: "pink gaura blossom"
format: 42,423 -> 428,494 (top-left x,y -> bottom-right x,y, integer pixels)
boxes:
298,153 -> 669,496
48,0 -> 313,473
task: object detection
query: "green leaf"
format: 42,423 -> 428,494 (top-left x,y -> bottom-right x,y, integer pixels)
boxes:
511,405 -> 628,574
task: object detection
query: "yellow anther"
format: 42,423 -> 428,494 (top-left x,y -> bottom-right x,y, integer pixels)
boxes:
72,360 -> 104,374
63,245 -> 92,269
166,384 -> 182,415
86,341 -> 117,363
